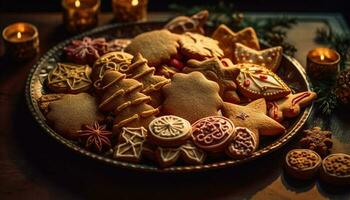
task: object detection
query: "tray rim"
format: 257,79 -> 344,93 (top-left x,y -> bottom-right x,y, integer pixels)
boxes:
25,21 -> 314,173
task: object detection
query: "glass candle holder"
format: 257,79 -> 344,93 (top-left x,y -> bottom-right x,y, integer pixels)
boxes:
306,47 -> 340,80
62,0 -> 100,33
112,0 -> 148,22
2,22 -> 39,61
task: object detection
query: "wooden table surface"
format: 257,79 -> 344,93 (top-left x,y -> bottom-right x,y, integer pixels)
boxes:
1,12 -> 350,200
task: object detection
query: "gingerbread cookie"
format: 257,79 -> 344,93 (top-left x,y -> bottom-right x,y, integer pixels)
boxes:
125,29 -> 181,67
92,51 -> 133,82
148,115 -> 191,147
95,71 -> 159,132
222,99 -> 286,137
64,37 -> 108,65
180,141 -> 206,164
155,146 -> 181,167
162,72 -> 223,123
124,53 -> 170,107
37,93 -> 65,115
47,63 -> 92,94
300,127 -> 333,158
321,153 -> 350,185
191,116 -> 236,152
157,64 -> 179,78
234,43 -> 283,72
77,122 -> 112,153
267,91 -> 317,122
114,127 -> 147,162
165,10 -> 208,34
184,57 -> 241,103
226,127 -> 258,159
212,25 -> 260,60
46,93 -> 103,139
235,63 -> 291,100
179,32 -> 224,60
107,38 -> 131,52
285,149 -> 322,180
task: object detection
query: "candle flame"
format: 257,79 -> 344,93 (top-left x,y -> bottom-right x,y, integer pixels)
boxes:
75,0 -> 81,8
131,0 -> 139,6
320,54 -> 325,61
17,32 -> 22,39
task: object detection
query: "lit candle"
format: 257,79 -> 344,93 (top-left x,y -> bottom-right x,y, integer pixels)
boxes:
62,0 -> 100,33
306,47 -> 340,80
112,0 -> 148,22
2,22 -> 39,61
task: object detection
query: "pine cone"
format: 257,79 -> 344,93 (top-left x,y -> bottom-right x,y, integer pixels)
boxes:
335,68 -> 350,105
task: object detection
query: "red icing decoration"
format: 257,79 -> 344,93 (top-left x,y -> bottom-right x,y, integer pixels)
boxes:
259,75 -> 268,80
170,58 -> 185,70
243,80 -> 251,87
292,92 -> 311,106
191,116 -> 235,150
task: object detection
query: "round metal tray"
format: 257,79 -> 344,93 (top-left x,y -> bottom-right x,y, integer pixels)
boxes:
25,22 -> 313,172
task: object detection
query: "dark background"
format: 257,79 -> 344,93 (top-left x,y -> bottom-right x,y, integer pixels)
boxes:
0,0 -> 349,25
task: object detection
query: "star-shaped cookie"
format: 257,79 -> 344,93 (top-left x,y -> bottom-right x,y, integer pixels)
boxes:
212,24 -> 260,60
162,72 -> 223,123
267,91 -> 317,122
222,98 -> 285,136
234,43 -> 283,72
47,63 -> 92,94
184,57 -> 241,103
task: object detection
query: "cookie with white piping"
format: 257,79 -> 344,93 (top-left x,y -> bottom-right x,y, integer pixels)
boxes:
235,63 -> 291,100
148,115 -> 191,147
234,43 -> 283,72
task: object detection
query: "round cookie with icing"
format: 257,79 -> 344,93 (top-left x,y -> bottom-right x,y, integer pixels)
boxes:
235,63 -> 291,100
92,51 -> 133,82
321,153 -> 350,185
191,116 -> 236,152
148,115 -> 192,147
284,149 -> 322,180
226,127 -> 258,159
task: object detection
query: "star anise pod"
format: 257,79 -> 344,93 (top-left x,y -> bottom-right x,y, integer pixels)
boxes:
77,122 -> 112,153
64,37 -> 108,65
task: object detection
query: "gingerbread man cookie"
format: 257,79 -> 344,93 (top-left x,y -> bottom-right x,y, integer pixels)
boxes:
114,127 -> 147,162
162,72 -> 223,123
267,91 -> 317,122
191,116 -> 236,152
125,29 -> 181,67
234,43 -> 283,72
165,10 -> 209,34
184,57 -> 241,103
212,25 -> 260,60
222,99 -> 285,137
148,115 -> 191,147
47,63 -> 92,94
179,32 -> 224,60
235,63 -> 291,100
